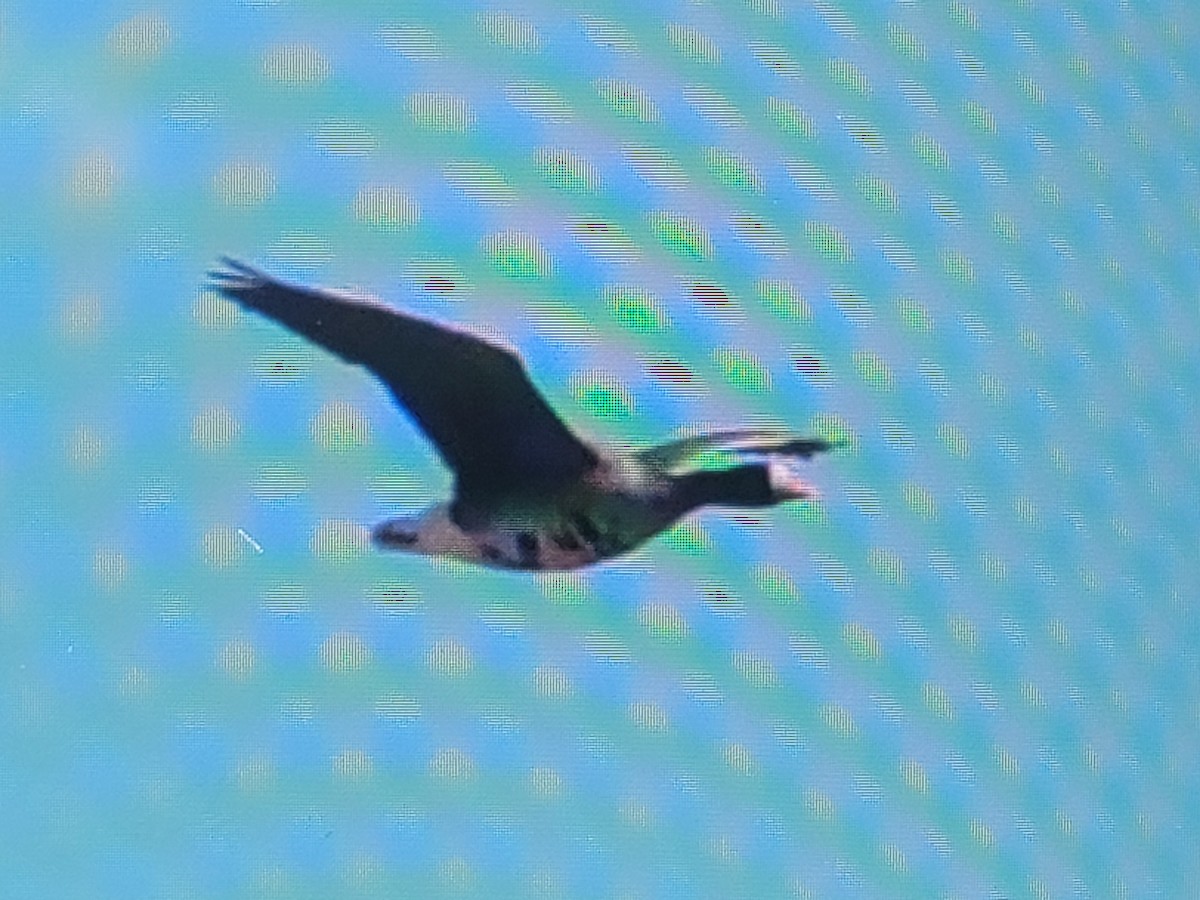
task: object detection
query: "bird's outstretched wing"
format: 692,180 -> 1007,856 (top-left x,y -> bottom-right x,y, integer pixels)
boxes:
207,258 -> 598,503
638,427 -> 841,473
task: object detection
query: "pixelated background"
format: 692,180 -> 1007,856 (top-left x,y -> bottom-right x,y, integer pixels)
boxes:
2,1 -> 1198,897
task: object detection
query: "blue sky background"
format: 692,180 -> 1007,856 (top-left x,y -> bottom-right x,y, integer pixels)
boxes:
1,1 -> 1198,897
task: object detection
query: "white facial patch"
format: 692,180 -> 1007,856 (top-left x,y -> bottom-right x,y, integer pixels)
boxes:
767,457 -> 817,500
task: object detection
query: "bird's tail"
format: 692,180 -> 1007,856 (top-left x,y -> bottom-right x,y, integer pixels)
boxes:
637,427 -> 844,473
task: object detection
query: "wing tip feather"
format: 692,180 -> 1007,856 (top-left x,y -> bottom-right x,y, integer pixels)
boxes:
205,256 -> 267,300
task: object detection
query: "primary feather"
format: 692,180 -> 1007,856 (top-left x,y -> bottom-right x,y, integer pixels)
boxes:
637,428 -> 842,473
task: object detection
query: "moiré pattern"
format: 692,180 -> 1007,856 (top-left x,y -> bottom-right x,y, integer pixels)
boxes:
1,2 -> 1197,897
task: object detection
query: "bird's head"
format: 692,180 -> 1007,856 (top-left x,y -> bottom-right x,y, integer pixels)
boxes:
665,455 -> 820,517
765,456 -> 819,502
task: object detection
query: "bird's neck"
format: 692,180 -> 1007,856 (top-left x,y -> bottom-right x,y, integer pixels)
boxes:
667,465 -> 774,516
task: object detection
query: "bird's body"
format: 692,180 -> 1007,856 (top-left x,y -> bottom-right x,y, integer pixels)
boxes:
207,259 -> 840,571
374,455 -> 696,570
376,486 -> 645,572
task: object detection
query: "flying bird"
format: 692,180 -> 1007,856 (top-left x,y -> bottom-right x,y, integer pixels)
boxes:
207,258 -> 840,571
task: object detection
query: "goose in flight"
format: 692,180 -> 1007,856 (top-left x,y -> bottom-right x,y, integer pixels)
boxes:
207,258 -> 840,571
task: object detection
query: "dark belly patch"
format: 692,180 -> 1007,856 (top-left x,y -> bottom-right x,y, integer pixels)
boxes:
570,514 -> 622,557
516,531 -> 540,568
570,514 -> 603,546
551,529 -> 582,551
